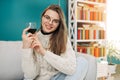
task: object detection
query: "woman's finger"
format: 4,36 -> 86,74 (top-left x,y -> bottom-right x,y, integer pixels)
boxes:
31,41 -> 36,48
27,33 -> 33,37
22,27 -> 30,35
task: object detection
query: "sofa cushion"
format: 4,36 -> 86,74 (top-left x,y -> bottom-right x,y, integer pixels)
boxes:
0,41 -> 24,80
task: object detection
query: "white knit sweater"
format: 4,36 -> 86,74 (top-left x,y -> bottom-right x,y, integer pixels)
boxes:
22,31 -> 76,80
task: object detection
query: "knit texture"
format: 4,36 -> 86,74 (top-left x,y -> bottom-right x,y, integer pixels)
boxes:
22,31 -> 76,80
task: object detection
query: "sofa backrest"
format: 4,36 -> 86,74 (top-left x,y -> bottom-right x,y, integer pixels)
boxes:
0,41 -> 24,80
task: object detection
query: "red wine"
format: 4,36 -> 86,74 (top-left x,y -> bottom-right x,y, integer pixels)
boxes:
27,28 -> 37,34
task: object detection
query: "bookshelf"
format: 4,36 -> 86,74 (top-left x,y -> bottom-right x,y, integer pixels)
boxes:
68,0 -> 106,58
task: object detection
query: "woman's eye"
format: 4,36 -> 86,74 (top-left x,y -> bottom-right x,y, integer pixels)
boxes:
54,20 -> 59,23
46,16 -> 50,20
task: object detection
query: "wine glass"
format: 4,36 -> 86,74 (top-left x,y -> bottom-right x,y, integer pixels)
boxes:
27,22 -> 37,34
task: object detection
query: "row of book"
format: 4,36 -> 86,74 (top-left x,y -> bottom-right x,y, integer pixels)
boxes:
77,45 -> 106,57
77,26 -> 105,40
86,0 -> 106,3
77,4 -> 106,21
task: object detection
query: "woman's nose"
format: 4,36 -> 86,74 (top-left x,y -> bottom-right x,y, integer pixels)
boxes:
49,20 -> 53,24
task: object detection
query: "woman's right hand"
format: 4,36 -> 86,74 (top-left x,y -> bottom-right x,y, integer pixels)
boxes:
22,27 -> 34,49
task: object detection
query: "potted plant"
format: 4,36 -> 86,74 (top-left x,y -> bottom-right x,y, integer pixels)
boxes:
106,41 -> 120,64
105,40 -> 120,74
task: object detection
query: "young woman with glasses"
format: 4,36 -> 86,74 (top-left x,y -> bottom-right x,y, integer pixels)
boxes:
22,4 -> 88,80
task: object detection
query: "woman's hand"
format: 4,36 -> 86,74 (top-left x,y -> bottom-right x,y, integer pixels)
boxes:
22,27 -> 34,49
31,34 -> 46,56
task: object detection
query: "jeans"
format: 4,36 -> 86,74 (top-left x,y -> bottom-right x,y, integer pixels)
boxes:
50,56 -> 88,80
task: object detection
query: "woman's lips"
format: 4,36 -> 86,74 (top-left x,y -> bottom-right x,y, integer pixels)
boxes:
46,25 -> 52,30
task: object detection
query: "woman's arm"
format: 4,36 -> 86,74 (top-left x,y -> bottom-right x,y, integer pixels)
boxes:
22,49 -> 39,79
43,38 -> 76,75
22,28 -> 39,79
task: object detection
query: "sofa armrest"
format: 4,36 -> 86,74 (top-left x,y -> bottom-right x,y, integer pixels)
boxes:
0,41 -> 24,80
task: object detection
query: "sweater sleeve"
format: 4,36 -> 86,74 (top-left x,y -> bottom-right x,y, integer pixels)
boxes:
22,49 -> 39,79
43,38 -> 76,75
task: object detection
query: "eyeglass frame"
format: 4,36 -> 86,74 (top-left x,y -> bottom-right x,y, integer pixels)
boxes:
43,15 -> 60,25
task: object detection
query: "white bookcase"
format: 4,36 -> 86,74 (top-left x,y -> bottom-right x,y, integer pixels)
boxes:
68,0 -> 106,58
68,0 -> 107,79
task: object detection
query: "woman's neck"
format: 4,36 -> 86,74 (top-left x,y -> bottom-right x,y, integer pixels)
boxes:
41,29 -> 53,35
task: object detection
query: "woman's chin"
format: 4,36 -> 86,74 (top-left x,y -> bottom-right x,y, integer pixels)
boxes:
44,29 -> 53,33
44,30 -> 51,33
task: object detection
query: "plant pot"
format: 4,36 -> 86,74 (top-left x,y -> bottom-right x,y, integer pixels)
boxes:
108,64 -> 117,74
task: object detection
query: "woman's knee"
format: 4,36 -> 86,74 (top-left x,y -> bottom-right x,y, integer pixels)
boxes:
76,56 -> 89,68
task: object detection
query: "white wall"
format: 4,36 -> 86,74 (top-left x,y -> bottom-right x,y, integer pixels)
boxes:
107,0 -> 120,40
107,0 -> 120,48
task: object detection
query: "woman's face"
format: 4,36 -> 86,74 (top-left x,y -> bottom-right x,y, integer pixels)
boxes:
42,9 -> 60,33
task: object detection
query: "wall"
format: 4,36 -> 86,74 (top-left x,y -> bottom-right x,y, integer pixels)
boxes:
0,0 -> 68,40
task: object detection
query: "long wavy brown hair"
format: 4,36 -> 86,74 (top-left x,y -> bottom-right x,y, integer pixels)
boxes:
41,5 -> 68,55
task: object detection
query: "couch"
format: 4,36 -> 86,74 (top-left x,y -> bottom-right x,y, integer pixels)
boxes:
0,41 -> 97,80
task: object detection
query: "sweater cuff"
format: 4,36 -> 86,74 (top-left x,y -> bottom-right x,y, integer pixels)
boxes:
43,50 -> 52,58
43,50 -> 50,58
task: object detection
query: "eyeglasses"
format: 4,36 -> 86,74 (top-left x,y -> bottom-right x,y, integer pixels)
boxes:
43,15 -> 60,25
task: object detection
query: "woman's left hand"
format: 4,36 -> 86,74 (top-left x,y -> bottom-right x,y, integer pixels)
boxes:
31,34 -> 46,56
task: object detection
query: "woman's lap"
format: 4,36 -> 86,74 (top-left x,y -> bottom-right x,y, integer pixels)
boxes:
51,56 -> 88,80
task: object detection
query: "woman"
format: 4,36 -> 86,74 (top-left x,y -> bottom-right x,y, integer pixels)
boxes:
22,4 -> 88,80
